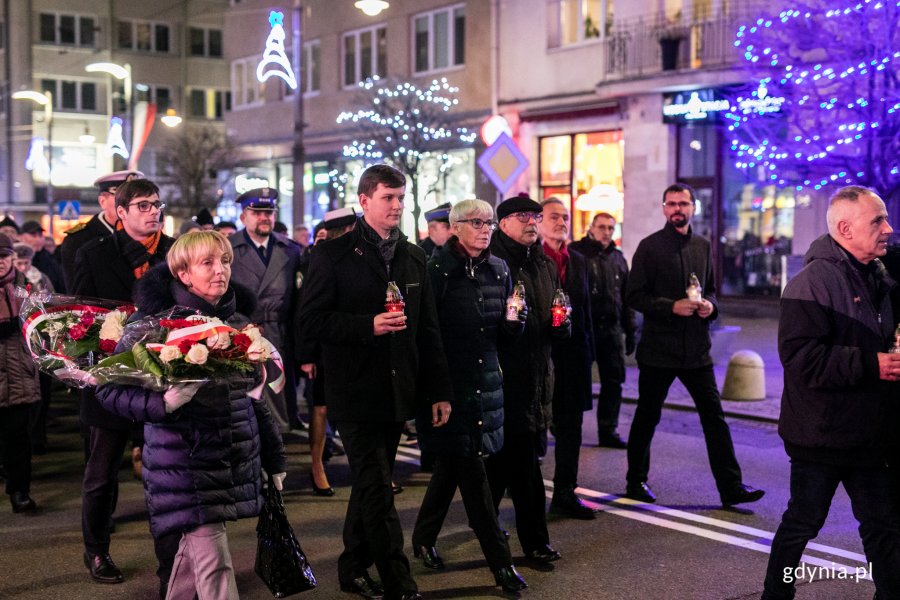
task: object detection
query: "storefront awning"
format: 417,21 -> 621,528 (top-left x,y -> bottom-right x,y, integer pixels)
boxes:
519,100 -> 620,122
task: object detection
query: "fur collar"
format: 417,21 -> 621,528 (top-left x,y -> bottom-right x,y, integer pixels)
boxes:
134,262 -> 257,317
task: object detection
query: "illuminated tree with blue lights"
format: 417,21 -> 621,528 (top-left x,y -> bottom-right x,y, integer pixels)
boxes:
727,0 -> 900,216
336,77 -> 477,239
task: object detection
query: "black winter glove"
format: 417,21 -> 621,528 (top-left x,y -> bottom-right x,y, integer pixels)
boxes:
501,306 -> 527,336
550,317 -> 572,340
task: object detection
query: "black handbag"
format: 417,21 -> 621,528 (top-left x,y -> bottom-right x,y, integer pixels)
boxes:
255,485 -> 317,597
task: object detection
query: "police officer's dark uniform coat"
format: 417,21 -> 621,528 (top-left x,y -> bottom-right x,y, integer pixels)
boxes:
59,215 -> 113,290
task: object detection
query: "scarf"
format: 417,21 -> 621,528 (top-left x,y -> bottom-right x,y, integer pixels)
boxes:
543,241 -> 569,283
359,217 -> 401,269
0,265 -> 20,322
115,223 -> 163,279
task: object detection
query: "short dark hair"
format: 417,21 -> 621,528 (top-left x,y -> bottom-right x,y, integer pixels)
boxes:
358,164 -> 406,198
273,221 -> 288,234
115,179 -> 160,209
214,221 -> 237,231
592,212 -> 616,225
662,183 -> 696,204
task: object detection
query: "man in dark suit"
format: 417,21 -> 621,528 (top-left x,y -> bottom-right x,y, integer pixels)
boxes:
72,178 -> 175,590
538,198 -> 596,520
229,188 -> 303,433
59,170 -> 143,290
298,164 -> 452,600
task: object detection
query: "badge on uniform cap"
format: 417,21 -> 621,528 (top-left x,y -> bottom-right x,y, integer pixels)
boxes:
94,170 -> 144,193
236,187 -> 279,211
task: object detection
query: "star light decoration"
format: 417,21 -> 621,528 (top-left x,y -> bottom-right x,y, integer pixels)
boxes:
726,0 -> 900,200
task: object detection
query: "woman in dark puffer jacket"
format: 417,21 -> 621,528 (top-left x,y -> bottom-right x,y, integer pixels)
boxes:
411,200 -> 528,594
96,231 -> 287,599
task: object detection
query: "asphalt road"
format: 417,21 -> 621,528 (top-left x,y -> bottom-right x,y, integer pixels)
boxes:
0,396 -> 879,600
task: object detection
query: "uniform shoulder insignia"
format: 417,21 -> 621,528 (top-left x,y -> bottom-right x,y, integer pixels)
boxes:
64,222 -> 88,235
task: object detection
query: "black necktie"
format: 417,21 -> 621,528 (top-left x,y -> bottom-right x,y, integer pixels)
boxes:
257,244 -> 268,265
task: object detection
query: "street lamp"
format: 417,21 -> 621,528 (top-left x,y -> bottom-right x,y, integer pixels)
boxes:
12,90 -> 54,236
354,0 -> 389,16
161,108 -> 183,128
85,62 -> 132,167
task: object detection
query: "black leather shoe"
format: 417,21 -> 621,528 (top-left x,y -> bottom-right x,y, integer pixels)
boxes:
549,491 -> 597,520
501,528 -> 510,539
413,545 -> 444,569
310,473 -> 335,497
525,544 -> 561,563
493,565 -> 528,593
392,482 -> 404,495
340,572 -> 384,599
721,484 -> 765,507
83,552 -> 124,584
598,433 -> 628,449
398,593 -> 423,600
625,482 -> 657,503
10,492 -> 36,513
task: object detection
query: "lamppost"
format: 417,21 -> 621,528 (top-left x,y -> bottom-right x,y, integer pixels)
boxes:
12,90 -> 54,236
85,62 -> 132,168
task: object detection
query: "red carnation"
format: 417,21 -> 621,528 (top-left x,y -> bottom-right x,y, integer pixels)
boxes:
69,324 -> 87,340
99,339 -> 117,353
233,333 -> 251,351
177,339 -> 193,355
80,312 -> 95,327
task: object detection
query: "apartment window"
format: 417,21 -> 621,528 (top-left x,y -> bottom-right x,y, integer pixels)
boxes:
190,27 -> 223,57
549,0 -> 614,47
343,25 -> 386,87
135,85 -> 172,112
189,88 -> 230,119
39,12 -> 95,47
413,4 -> 465,74
40,78 -> 97,112
118,19 -> 170,53
301,41 -> 321,94
231,57 -> 266,107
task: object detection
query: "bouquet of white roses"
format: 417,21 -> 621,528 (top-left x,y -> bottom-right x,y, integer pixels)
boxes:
90,307 -> 284,393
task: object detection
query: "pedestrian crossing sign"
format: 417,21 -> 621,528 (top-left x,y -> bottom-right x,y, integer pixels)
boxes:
59,201 -> 80,220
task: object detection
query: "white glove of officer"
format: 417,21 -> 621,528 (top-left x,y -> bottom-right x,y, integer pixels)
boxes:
272,472 -> 287,491
163,381 -> 203,413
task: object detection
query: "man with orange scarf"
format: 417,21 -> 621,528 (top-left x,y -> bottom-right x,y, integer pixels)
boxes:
73,178 -> 176,591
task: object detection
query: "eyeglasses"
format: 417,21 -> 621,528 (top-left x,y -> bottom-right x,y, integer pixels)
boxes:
663,201 -> 693,209
127,200 -> 166,213
509,212 -> 543,223
457,218 -> 498,230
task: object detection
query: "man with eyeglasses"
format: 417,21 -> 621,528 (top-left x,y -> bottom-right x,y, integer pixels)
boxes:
73,178 -> 178,592
487,194 -> 568,564
624,183 -> 764,507
60,170 -> 143,290
570,212 -> 636,449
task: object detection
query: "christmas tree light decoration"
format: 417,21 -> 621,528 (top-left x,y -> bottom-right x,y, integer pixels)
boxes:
727,0 -> 900,213
256,11 -> 297,90
107,116 -> 130,160
335,77 -> 475,238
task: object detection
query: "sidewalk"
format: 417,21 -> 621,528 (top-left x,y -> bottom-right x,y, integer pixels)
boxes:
595,309 -> 783,424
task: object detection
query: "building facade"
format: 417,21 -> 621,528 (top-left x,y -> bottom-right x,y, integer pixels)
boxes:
1,0 -> 229,238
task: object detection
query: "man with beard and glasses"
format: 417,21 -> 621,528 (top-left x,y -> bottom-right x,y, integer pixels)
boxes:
762,186 -> 900,600
73,178 -> 178,593
624,183 -> 764,507
298,164 -> 452,600
229,188 -> 303,435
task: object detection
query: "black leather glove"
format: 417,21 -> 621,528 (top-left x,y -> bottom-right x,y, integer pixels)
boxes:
550,317 -> 572,340
625,334 -> 636,356
501,305 -> 527,336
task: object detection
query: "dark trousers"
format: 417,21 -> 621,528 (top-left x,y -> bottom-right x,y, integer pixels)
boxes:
762,459 -> 900,600
0,403 -> 34,495
32,373 -> 53,450
336,420 -> 416,598
552,402 -> 584,492
595,330 -> 626,436
412,454 -> 512,571
626,364 -> 742,495
486,430 -> 550,553
154,529 -> 184,599
82,425 -> 129,554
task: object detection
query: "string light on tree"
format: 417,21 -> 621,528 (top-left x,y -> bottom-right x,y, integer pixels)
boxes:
335,77 -> 476,239
726,0 -> 900,213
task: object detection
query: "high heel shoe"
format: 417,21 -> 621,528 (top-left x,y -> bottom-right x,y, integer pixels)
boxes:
493,565 -> 528,593
309,473 -> 335,497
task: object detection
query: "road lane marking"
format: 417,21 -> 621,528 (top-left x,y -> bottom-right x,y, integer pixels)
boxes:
392,443 -> 870,577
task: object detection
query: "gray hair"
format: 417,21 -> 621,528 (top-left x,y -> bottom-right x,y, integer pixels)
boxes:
826,185 -> 882,236
449,199 -> 493,224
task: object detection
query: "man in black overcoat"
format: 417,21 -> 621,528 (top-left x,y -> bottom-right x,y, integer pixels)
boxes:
538,198 -> 596,520
298,164 -> 452,600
